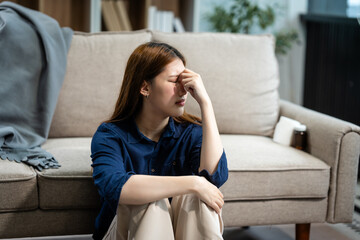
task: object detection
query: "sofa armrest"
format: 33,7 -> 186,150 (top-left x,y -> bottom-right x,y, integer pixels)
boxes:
279,99 -> 360,223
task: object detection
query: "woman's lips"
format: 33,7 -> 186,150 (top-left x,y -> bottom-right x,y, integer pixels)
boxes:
176,99 -> 186,106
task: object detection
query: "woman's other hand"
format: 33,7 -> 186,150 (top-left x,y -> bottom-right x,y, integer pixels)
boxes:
179,69 -> 210,106
193,176 -> 224,214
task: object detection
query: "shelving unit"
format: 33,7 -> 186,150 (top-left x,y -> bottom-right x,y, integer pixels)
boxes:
0,0 -> 196,32
128,0 -> 180,30
0,0 -> 100,32
127,0 -> 201,32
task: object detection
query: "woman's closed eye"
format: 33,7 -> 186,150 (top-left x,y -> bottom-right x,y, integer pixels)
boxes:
169,76 -> 180,83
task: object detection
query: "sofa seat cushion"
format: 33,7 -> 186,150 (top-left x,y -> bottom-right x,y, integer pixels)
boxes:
39,138 -> 100,210
0,160 -> 38,212
220,135 -> 330,201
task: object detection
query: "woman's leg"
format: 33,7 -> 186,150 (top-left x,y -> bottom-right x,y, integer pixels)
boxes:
103,199 -> 174,240
171,194 -> 224,240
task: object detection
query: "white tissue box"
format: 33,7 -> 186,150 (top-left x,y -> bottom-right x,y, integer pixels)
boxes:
273,116 -> 302,146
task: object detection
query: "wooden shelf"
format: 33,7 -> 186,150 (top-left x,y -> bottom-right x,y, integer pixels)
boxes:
1,0 -> 195,32
128,0 -> 188,31
1,0 -> 92,32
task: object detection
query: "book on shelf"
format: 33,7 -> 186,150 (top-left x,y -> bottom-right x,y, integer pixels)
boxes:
164,11 -> 174,32
147,5 -> 182,33
147,6 -> 157,30
113,0 -> 132,31
102,0 -> 121,31
173,17 -> 185,33
102,0 -> 132,31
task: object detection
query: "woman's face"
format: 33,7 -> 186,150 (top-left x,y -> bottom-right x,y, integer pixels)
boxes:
147,58 -> 187,118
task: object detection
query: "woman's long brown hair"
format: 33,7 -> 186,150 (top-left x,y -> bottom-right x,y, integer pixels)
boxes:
106,42 -> 201,125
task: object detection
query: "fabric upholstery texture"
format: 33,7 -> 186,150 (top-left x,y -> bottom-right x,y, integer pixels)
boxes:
222,198 -> 328,227
280,99 -> 360,223
220,135 -> 330,201
0,160 -> 38,212
152,31 -> 280,137
0,209 -> 98,238
48,30 -> 152,138
334,132 -> 360,222
38,138 -> 100,209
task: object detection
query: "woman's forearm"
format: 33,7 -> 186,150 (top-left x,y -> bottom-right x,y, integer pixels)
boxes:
120,174 -> 224,213
199,100 -> 224,175
119,175 -> 197,205
178,68 -> 223,175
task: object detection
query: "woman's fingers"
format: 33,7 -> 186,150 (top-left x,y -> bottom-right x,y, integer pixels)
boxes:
180,76 -> 197,88
214,198 -> 222,208
211,200 -> 221,214
183,82 -> 194,93
180,69 -> 200,82
218,196 -> 224,206
196,177 -> 225,214
216,194 -> 224,206
183,68 -> 197,75
210,191 -> 224,214
219,191 -> 224,199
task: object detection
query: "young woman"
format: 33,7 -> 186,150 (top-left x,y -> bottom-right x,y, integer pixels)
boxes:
91,42 -> 228,240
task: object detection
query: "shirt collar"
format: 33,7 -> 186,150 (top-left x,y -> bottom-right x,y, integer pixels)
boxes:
162,117 -> 176,138
127,117 -> 180,144
126,118 -> 144,144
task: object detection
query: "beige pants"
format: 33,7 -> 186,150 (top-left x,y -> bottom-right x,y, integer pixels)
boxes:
103,194 -> 224,240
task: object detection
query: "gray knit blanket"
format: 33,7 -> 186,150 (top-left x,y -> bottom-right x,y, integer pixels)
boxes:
0,2 -> 73,170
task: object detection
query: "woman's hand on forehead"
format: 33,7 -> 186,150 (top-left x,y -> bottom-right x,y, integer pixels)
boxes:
179,69 -> 210,106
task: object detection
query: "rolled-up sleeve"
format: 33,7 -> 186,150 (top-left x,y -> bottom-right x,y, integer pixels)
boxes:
91,124 -> 135,211
198,151 -> 228,188
189,126 -> 229,188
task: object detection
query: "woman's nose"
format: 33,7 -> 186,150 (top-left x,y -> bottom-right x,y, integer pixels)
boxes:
177,82 -> 187,96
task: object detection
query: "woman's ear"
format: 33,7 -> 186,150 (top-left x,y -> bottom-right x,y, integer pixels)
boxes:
140,81 -> 150,97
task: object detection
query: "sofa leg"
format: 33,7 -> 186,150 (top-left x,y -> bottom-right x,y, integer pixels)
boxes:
296,223 -> 311,240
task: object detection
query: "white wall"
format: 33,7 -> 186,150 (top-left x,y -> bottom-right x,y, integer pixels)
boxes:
194,0 -> 308,105
284,0 -> 308,105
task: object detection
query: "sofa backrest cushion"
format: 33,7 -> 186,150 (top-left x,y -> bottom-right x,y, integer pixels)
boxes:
48,30 -> 152,137
152,32 -> 280,136
50,30 -> 279,137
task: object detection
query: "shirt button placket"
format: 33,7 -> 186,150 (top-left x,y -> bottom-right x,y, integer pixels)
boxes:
150,140 -> 160,174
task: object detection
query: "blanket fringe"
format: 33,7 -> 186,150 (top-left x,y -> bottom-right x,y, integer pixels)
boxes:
0,147 -> 61,171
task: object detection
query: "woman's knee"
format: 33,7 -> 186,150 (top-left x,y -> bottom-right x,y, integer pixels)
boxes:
117,198 -> 171,218
172,194 -> 224,239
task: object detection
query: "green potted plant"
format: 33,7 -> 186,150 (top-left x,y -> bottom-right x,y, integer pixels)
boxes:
206,0 -> 299,55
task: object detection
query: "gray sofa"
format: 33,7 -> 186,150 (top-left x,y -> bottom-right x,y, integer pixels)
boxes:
1,30 -> 359,239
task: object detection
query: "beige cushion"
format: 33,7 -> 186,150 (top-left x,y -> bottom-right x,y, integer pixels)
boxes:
39,138 -> 100,210
220,135 -> 330,200
223,198 -> 328,227
39,135 -> 330,208
49,30 -> 152,138
0,160 -> 38,212
152,31 -> 280,136
0,209 -> 98,238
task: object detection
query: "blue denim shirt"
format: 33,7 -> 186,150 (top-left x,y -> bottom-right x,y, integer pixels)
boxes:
91,117 -> 228,239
